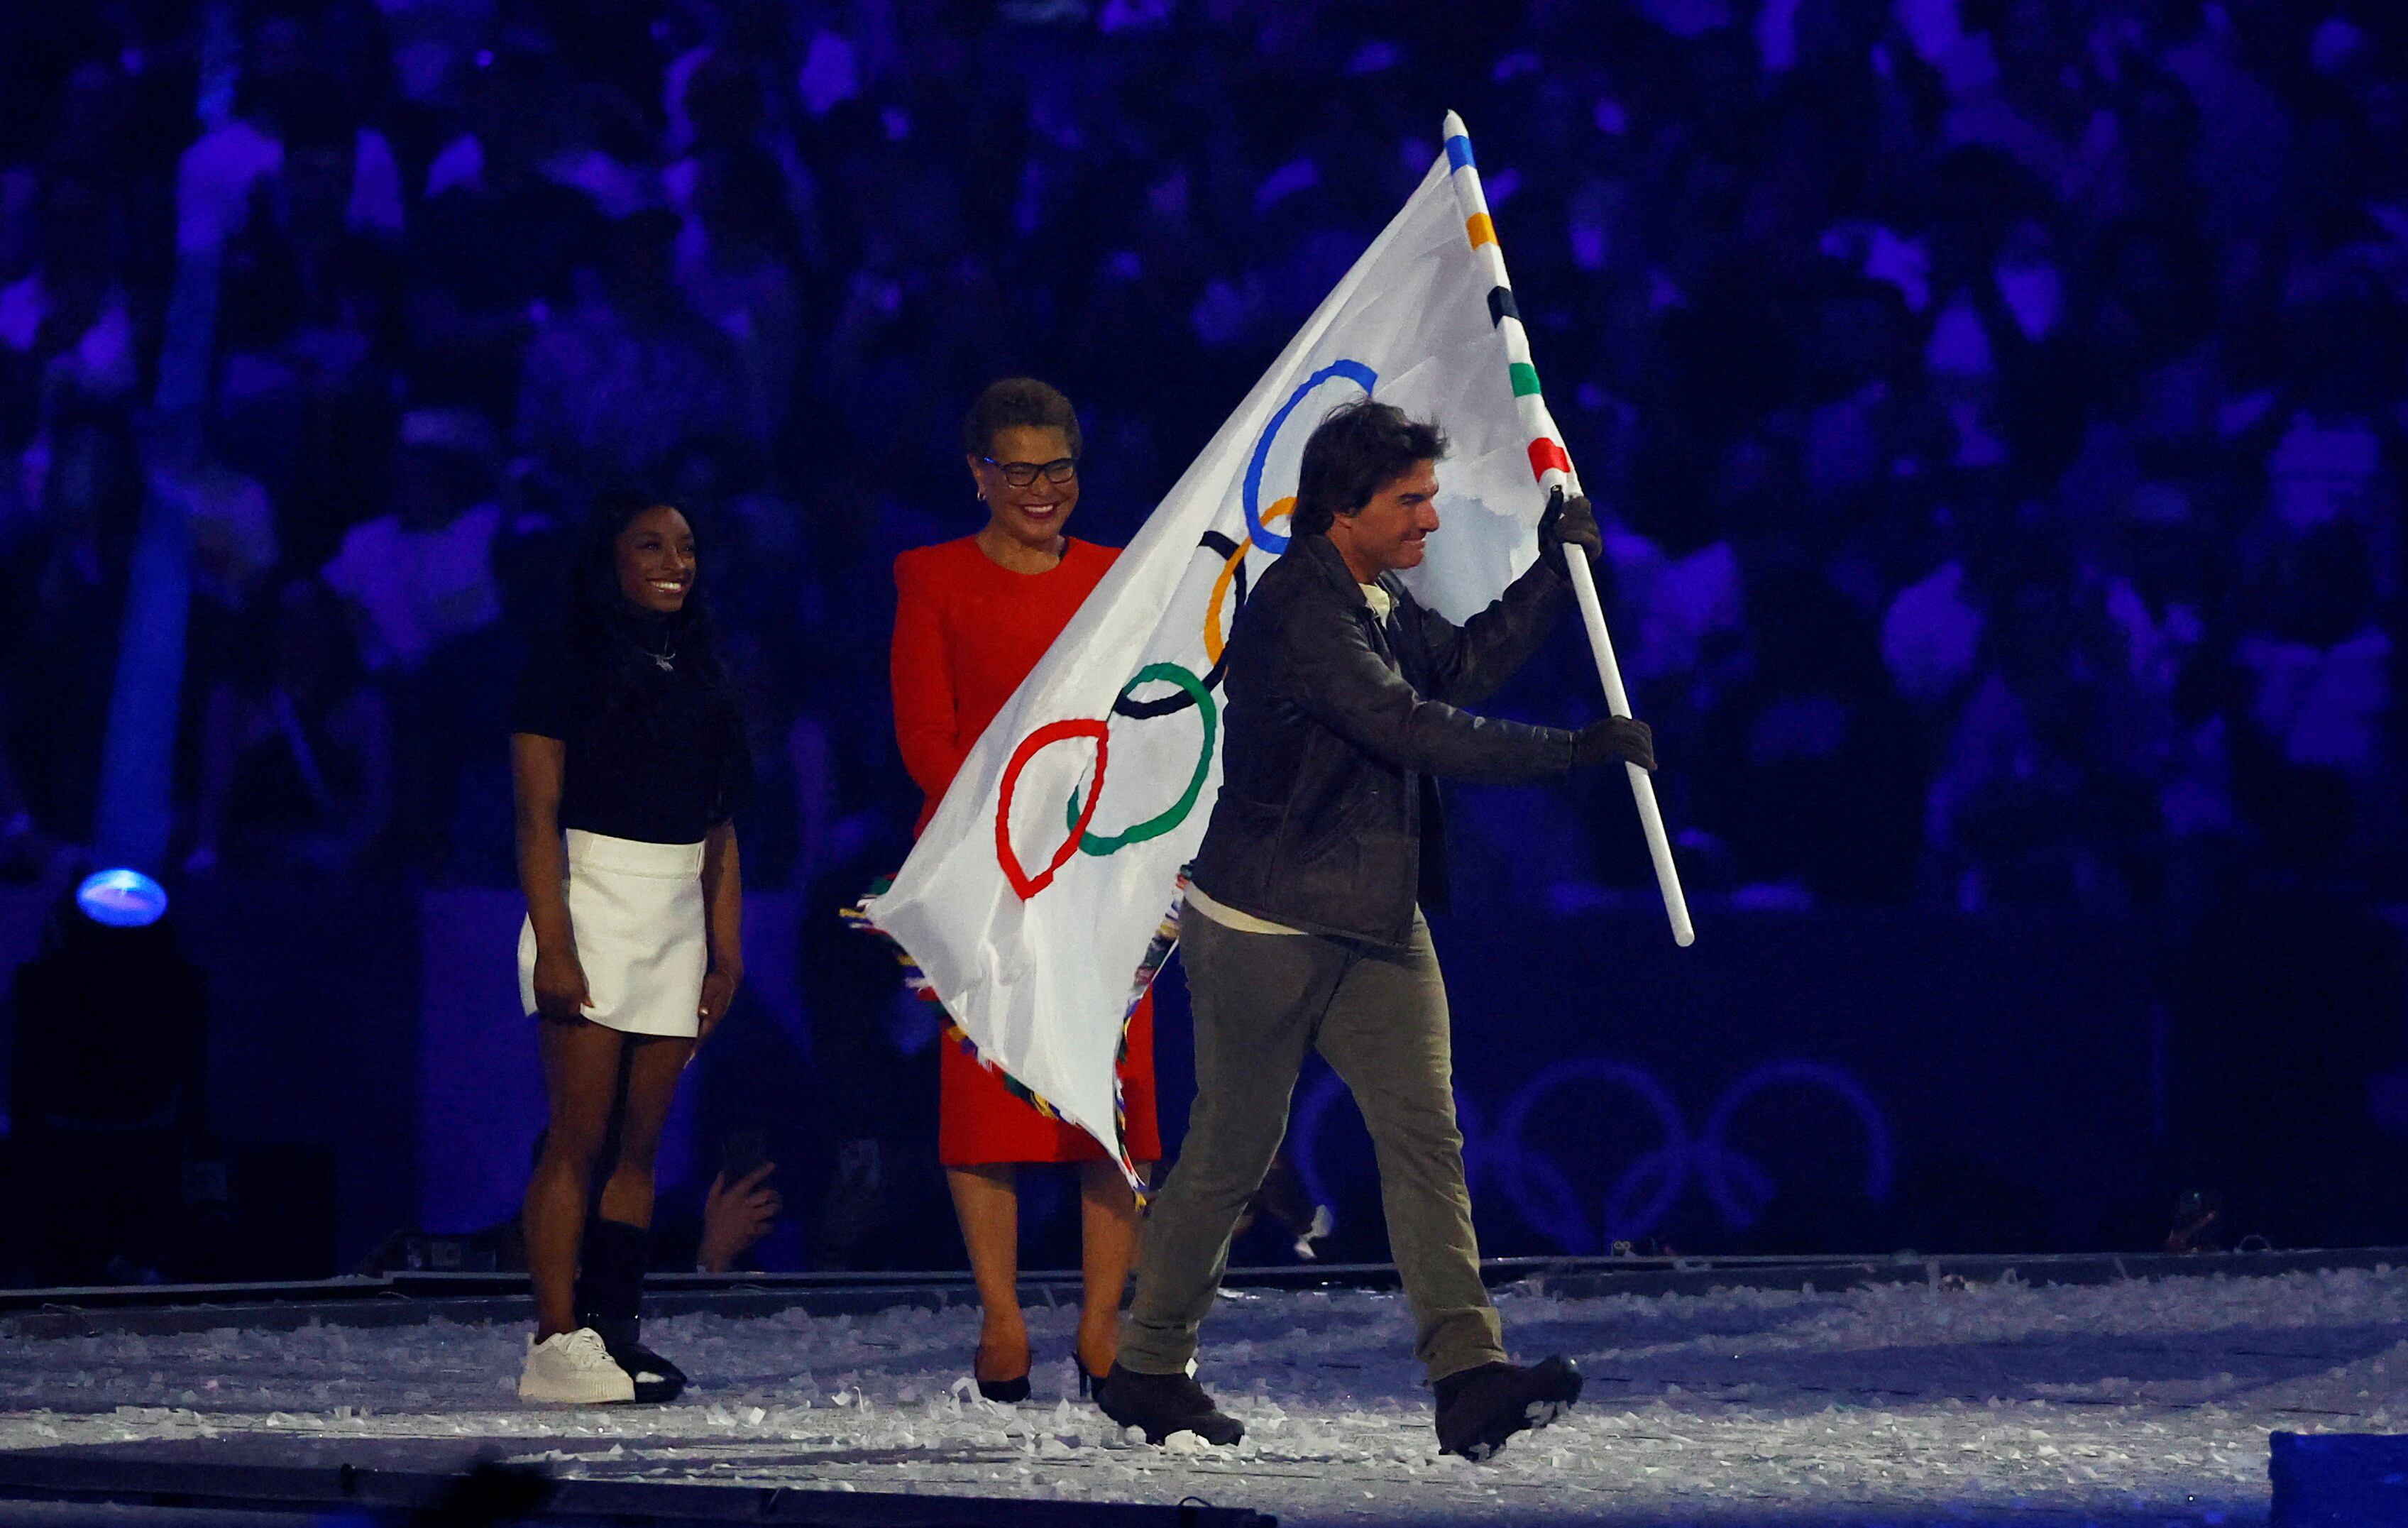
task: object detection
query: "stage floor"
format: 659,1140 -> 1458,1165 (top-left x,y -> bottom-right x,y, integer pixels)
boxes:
5,1265 -> 2405,1526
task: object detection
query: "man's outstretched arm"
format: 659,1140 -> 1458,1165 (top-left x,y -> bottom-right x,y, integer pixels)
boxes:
1283,590 -> 1573,782
1414,491 -> 1600,706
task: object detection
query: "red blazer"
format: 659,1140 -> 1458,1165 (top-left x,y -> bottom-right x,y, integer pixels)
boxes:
891,536 -> 1119,832
889,533 -> 1159,1167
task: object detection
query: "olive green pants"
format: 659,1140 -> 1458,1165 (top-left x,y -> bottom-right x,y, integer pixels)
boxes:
1118,910 -> 1505,1383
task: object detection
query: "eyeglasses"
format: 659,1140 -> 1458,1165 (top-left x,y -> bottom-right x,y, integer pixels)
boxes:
981,456 -> 1078,488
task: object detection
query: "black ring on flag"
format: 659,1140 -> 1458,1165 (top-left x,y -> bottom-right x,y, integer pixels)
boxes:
1111,531 -> 1248,720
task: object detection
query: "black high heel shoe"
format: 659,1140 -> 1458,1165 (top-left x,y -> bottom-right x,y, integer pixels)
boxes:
974,1344 -> 1031,1405
1074,1351 -> 1111,1402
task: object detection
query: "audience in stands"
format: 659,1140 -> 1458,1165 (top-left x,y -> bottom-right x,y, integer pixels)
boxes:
0,0 -> 2395,925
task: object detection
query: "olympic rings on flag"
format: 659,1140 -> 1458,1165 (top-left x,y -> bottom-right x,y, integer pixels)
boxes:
1065,663 -> 1217,855
995,718 -> 1110,900
1242,358 -> 1377,553
1202,500 -> 1292,669
1113,505 -> 1291,723
1111,534 -> 1242,722
994,357 -> 1374,897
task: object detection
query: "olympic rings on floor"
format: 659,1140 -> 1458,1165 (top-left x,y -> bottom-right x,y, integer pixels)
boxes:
1065,663 -> 1218,856
1242,358 -> 1377,554
1695,1060 -> 1893,1228
995,718 -> 1110,900
1290,1057 -> 1894,1253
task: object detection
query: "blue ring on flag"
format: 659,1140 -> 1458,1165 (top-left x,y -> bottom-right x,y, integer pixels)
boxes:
1243,359 -> 1378,553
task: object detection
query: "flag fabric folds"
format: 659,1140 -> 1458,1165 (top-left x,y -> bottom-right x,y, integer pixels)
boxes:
864,116 -> 1582,1181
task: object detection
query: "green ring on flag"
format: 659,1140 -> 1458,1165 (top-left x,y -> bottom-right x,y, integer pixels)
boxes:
1065,663 -> 1217,855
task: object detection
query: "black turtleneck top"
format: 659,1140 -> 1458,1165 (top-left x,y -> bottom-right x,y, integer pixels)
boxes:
514,617 -> 752,846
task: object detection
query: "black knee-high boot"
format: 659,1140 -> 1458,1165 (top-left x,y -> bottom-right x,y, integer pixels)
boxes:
576,1219 -> 687,1403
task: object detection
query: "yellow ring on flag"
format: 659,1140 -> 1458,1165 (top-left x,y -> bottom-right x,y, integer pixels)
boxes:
1466,213 -> 1497,249
1204,499 -> 1292,666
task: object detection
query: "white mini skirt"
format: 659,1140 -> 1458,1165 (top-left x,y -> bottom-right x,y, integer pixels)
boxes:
519,830 -> 708,1038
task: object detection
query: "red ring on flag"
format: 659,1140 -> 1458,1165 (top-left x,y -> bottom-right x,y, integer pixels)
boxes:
996,719 -> 1111,900
1528,437 -> 1573,481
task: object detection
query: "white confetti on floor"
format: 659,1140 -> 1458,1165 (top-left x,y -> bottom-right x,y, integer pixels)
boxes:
7,1267 -> 2408,1524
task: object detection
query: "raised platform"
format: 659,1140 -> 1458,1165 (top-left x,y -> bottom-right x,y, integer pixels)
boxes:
6,1251 -> 2407,1526
0,1446 -> 1273,1526
6,1246 -> 2392,1337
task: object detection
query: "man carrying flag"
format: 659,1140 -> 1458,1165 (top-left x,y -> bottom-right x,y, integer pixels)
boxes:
866,111 -> 1690,1449
1098,400 -> 1657,1459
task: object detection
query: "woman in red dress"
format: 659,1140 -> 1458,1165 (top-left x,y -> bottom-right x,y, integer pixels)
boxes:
891,378 -> 1161,1401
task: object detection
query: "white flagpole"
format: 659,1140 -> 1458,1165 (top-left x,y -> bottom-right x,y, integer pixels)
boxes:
1441,111 -> 1695,947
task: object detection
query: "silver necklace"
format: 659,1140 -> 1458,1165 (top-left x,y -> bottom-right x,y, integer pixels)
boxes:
642,632 -> 677,671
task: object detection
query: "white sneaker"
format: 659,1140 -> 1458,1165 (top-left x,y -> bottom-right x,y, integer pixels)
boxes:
519,1327 -> 635,1404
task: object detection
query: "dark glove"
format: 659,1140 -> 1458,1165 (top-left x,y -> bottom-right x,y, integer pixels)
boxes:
1572,715 -> 1654,771
1538,488 -> 1602,565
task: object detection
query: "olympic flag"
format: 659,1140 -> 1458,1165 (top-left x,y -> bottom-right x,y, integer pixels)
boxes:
865,114 -> 1688,1179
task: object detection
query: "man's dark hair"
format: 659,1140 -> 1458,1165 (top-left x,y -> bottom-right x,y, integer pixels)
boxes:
962,377 -> 1083,459
1291,400 -> 1448,537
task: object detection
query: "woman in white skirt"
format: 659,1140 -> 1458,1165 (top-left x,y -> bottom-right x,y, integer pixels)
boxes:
511,490 -> 750,1404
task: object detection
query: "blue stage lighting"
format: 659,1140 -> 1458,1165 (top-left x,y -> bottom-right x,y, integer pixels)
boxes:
75,868 -> 170,928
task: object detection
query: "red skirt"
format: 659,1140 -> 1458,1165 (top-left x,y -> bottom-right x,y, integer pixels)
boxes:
938,991 -> 1161,1166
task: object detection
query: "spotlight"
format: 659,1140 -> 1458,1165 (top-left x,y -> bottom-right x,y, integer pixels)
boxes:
15,869 -> 204,1284
75,868 -> 169,928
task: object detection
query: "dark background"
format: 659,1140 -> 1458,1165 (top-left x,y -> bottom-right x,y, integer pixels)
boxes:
0,0 -> 2402,1282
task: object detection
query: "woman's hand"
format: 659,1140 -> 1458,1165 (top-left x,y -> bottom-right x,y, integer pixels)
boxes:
698,1161 -> 780,1272
698,957 -> 743,1041
532,946 -> 593,1023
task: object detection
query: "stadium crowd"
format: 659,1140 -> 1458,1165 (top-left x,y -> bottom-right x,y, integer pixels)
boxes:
0,0 -> 2399,928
